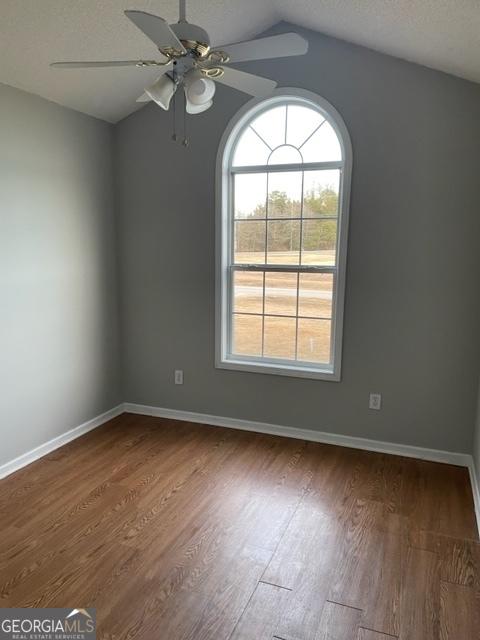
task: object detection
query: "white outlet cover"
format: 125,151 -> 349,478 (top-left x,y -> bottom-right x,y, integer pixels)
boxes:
369,393 -> 382,410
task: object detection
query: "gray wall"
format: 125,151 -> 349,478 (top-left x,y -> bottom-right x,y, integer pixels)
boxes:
115,24 -> 480,454
116,23 -> 480,454
0,83 -> 121,466
2,24 -> 479,469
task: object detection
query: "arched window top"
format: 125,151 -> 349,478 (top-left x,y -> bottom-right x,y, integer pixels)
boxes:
231,99 -> 343,169
216,89 -> 352,381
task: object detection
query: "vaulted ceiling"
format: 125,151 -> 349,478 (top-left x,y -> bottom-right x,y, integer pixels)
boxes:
1,1 -> 479,123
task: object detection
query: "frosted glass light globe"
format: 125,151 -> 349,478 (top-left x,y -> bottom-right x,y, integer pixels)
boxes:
185,75 -> 216,105
145,75 -> 176,110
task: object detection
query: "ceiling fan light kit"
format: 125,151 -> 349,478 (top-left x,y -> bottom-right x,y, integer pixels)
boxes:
145,74 -> 177,110
185,98 -> 213,115
50,0 -> 309,143
185,70 -> 215,111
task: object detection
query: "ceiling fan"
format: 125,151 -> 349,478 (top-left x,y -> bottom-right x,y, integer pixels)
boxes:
51,0 -> 308,119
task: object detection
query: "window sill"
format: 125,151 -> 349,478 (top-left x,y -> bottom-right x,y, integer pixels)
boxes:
216,356 -> 340,382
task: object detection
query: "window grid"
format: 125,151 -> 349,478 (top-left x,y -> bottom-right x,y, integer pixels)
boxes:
295,169 -> 305,359
298,118 -> 326,151
233,311 -> 332,321
234,216 -> 338,222
231,161 -> 342,174
250,125 -> 272,154
264,172 -> 269,266
232,267 -> 334,364
233,264 -> 335,270
231,131 -> 338,364
285,104 -> 288,145
233,167 -> 340,271
239,111 -> 328,165
260,170 -> 269,355
294,271 -> 300,360
220,94 -> 350,377
261,270 -> 266,356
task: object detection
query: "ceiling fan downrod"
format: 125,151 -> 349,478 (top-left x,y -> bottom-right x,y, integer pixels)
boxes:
179,0 -> 187,23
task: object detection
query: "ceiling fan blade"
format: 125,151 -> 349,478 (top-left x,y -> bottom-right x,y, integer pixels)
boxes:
136,93 -> 152,103
214,67 -> 276,97
50,60 -> 152,68
124,10 -> 186,53
217,33 -> 308,63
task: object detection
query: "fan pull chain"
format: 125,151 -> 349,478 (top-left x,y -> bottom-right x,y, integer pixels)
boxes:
182,89 -> 188,147
171,71 -> 178,142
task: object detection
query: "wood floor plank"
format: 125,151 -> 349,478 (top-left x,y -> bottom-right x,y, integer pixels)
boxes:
400,547 -> 440,640
410,461 -> 477,540
1,433 -> 245,603
0,484 -> 129,603
356,629 -> 398,639
90,434 -> 311,639
0,414 -> 478,640
264,497 -> 363,638
230,582 -> 291,640
0,418 -> 162,530
439,581 -> 479,640
262,498 -> 340,583
313,601 -> 362,640
328,500 -> 404,637
188,544 -> 272,640
353,452 -> 404,513
100,541 -> 271,640
0,422 -> 127,519
410,529 -> 480,588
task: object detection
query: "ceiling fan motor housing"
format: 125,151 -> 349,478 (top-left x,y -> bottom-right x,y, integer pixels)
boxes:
169,22 -> 211,58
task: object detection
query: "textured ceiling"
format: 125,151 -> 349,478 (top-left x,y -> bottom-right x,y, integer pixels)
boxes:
1,1 -> 480,123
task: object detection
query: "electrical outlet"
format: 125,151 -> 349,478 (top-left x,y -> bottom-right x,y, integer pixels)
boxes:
369,393 -> 382,410
174,369 -> 184,385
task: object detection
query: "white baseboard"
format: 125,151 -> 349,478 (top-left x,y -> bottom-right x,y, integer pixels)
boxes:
0,405 -> 124,480
468,460 -> 480,537
124,403 -> 472,467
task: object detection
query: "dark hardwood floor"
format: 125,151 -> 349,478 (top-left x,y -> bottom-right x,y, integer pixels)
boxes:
0,413 -> 478,639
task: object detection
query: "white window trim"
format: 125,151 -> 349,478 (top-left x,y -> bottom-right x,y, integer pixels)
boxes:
215,88 -> 352,381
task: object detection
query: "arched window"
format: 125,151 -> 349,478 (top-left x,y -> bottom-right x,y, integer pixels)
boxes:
216,89 -> 352,380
